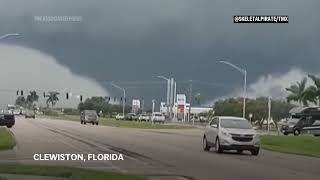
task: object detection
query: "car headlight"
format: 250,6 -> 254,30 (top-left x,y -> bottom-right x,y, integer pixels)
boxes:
289,124 -> 294,128
221,131 -> 231,137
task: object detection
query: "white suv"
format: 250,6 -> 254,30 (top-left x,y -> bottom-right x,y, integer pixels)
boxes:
203,116 -> 260,155
151,112 -> 165,124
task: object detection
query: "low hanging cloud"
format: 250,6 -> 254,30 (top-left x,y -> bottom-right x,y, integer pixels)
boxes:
246,68 -> 312,99
210,68 -> 317,105
0,44 -> 109,108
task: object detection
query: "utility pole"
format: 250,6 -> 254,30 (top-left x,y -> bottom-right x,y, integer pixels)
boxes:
188,80 -> 193,123
170,78 -> 175,119
152,99 -> 155,124
173,81 -> 177,121
141,100 -> 144,113
268,96 -> 271,133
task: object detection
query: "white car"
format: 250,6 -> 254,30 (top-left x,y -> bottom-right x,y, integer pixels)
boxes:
115,114 -> 125,120
151,112 -> 165,124
203,116 -> 260,155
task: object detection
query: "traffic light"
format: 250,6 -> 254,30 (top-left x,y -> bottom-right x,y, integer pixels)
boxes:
80,95 -> 83,102
43,92 -> 46,97
20,90 -> 23,96
108,97 -> 111,101
125,98 -> 127,103
66,93 -> 69,99
16,90 -> 19,96
120,97 -> 123,101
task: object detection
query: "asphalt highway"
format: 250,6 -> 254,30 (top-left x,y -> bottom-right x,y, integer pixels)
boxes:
1,116 -> 319,180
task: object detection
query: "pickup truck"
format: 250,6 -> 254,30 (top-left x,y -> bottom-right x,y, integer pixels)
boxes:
0,113 -> 15,128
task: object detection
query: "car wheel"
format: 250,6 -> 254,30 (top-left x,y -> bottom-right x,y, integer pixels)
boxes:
314,134 -> 320,137
293,129 -> 300,136
283,132 -> 289,136
92,122 -> 95,125
251,148 -> 260,156
84,122 -> 86,125
96,122 -> 99,125
202,136 -> 210,151
215,137 -> 223,153
6,125 -> 12,128
237,149 -> 243,154
81,121 -> 83,124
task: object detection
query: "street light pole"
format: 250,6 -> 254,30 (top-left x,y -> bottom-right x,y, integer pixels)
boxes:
219,60 -> 247,118
188,80 -> 193,123
0,33 -> 20,40
157,75 -> 171,118
110,82 -> 126,117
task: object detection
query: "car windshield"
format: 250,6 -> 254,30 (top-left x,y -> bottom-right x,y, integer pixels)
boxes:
84,111 -> 97,116
220,119 -> 252,129
287,118 -> 300,125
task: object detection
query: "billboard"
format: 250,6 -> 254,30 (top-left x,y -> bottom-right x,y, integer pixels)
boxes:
132,99 -> 141,113
176,94 -> 186,105
176,94 -> 186,122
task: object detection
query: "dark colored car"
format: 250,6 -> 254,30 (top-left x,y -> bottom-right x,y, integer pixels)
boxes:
126,113 -> 138,121
0,113 -> 15,128
81,110 -> 99,125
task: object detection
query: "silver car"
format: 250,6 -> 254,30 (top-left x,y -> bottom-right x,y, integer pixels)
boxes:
81,110 -> 99,125
203,116 -> 260,155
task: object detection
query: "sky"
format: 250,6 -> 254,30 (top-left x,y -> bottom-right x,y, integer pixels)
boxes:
0,0 -> 319,108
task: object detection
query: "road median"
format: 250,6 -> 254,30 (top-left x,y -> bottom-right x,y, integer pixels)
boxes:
39,115 -> 193,129
0,164 -> 146,180
261,135 -> 320,158
0,127 -> 16,151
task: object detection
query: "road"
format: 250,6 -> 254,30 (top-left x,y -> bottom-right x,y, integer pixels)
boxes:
1,116 -> 319,180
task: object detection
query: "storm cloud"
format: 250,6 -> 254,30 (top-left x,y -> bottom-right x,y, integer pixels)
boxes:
0,0 -> 319,107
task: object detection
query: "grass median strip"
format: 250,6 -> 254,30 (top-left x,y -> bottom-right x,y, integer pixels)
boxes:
261,135 -> 320,158
41,115 -> 192,129
0,176 -> 7,180
0,164 -> 146,180
0,127 -> 16,151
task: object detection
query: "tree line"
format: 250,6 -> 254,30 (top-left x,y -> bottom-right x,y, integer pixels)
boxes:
15,91 -> 60,109
213,97 -> 295,122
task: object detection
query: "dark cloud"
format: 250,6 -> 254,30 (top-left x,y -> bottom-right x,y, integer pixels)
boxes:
1,0 -> 319,106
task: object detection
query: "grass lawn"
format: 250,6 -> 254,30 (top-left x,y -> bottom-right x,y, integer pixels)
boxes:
0,164 -> 145,180
261,135 -> 320,158
0,176 -> 7,180
40,115 -> 192,129
0,127 -> 16,151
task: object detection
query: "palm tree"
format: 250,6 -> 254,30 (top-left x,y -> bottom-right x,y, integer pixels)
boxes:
306,74 -> 320,105
26,91 -> 39,108
286,77 -> 315,106
15,96 -> 26,108
46,91 -> 60,108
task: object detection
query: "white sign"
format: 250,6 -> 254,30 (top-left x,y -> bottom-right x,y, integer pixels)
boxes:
132,99 -> 141,113
176,94 -> 186,105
